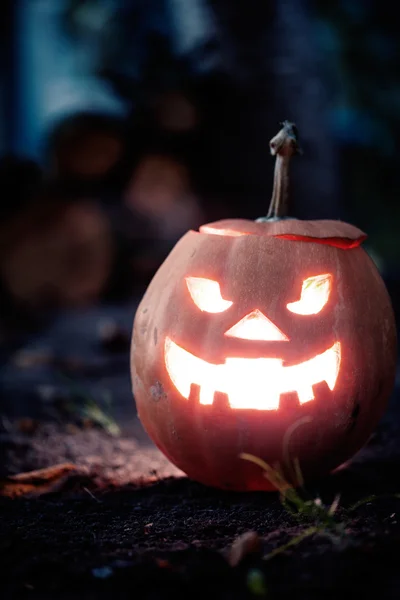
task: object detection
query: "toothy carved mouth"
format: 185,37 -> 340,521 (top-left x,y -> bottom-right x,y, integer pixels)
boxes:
164,338 -> 341,410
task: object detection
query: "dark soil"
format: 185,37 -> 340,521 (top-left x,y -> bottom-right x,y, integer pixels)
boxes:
1,303 -> 400,599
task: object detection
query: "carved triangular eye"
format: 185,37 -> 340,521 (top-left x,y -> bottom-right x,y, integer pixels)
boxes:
287,274 -> 332,315
186,277 -> 233,313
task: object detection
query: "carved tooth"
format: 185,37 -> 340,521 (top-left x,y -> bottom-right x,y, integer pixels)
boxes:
189,383 -> 201,403
296,386 -> 315,405
213,391 -> 231,410
199,385 -> 215,406
165,337 -> 341,411
325,342 -> 341,390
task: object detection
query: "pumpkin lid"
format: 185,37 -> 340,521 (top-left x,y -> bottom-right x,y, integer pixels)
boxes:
200,123 -> 367,249
200,219 -> 367,249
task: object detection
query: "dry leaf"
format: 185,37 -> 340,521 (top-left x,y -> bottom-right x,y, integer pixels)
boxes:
229,531 -> 262,567
156,559 -> 171,569
144,523 -> 154,534
0,463 -> 88,498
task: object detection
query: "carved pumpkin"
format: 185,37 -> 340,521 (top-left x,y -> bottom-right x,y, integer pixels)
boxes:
131,122 -> 397,491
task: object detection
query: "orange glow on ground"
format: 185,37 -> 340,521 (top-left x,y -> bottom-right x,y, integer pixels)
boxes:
225,309 -> 289,341
287,274 -> 332,315
186,277 -> 233,312
165,337 -> 341,410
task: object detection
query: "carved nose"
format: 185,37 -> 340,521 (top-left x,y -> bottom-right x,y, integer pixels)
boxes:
224,309 -> 289,341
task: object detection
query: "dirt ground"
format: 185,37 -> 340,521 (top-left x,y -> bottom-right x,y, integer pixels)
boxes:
1,304 -> 400,599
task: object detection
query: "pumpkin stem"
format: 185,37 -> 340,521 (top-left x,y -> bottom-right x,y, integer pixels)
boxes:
264,121 -> 301,220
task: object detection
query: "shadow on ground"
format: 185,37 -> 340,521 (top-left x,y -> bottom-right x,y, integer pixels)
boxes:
1,413 -> 400,599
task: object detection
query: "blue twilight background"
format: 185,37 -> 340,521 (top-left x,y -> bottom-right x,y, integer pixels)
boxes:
2,0 -> 399,265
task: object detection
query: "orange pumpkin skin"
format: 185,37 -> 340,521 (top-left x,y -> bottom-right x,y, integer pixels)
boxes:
131,218 -> 397,491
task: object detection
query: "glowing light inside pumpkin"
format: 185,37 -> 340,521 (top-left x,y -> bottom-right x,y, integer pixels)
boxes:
287,274 -> 332,315
200,226 -> 247,237
165,337 -> 341,410
225,309 -> 289,341
186,277 -> 233,313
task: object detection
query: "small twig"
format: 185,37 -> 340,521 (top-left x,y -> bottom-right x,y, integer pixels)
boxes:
264,526 -> 319,561
83,486 -> 102,503
349,493 -> 400,512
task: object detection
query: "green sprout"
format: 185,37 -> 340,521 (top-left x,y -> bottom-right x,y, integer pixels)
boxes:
58,374 -> 121,437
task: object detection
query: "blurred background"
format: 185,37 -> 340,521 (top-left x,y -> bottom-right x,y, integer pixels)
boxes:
0,0 -> 399,432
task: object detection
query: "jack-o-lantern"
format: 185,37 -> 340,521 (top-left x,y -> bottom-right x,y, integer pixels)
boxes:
131,122 -> 397,491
